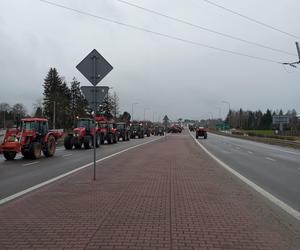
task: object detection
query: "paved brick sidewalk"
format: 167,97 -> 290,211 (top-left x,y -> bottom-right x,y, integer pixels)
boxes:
0,132 -> 299,249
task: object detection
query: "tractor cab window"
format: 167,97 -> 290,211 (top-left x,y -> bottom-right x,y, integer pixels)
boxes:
21,121 -> 37,131
38,121 -> 48,135
77,119 -> 95,129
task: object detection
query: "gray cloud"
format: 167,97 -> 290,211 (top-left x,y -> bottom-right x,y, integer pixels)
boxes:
0,0 -> 300,121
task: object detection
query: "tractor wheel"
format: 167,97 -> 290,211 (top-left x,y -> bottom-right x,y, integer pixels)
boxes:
29,142 -> 42,159
147,132 -> 150,137
95,133 -> 100,148
127,134 -> 130,141
113,135 -> 117,144
64,135 -> 73,150
43,135 -> 56,157
21,149 -> 30,159
84,135 -> 91,149
122,136 -> 126,141
107,134 -> 112,144
100,135 -> 105,144
204,134 -> 207,139
74,142 -> 82,149
3,151 -> 16,161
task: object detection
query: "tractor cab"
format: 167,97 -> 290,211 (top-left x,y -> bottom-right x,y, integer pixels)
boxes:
20,118 -> 49,136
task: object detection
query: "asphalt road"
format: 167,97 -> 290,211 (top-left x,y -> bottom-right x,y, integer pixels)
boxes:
0,136 -> 160,200
193,132 -> 300,211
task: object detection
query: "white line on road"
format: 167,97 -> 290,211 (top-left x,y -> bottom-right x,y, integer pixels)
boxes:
265,157 -> 276,162
0,137 -> 163,206
22,161 -> 40,167
62,154 -> 72,157
189,131 -> 300,221
248,151 -> 253,154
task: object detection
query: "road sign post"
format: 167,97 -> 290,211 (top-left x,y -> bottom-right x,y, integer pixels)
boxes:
76,49 -> 113,181
272,115 -> 289,133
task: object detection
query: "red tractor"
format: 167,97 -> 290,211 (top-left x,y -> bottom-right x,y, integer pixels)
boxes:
64,118 -> 99,150
0,118 -> 63,160
97,120 -> 118,144
196,127 -> 208,139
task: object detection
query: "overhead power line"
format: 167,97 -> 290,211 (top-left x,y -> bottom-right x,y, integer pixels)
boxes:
203,0 -> 300,39
39,0 -> 281,64
115,0 -> 295,56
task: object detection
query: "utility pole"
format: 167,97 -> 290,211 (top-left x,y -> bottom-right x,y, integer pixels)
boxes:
282,42 -> 300,68
53,101 -> 56,129
222,100 -> 231,128
131,102 -> 138,121
143,108 -> 149,121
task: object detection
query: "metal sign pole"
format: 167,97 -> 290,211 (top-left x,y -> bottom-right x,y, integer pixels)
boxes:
76,49 -> 113,182
93,56 -> 97,181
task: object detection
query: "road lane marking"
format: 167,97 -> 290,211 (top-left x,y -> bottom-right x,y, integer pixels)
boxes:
209,132 -> 300,156
0,137 -> 163,206
248,151 -> 253,154
265,157 -> 276,162
62,154 -> 72,157
235,147 -> 241,150
189,131 -> 300,221
22,161 -> 40,167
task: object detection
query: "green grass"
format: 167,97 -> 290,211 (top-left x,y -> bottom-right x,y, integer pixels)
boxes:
243,130 -> 274,136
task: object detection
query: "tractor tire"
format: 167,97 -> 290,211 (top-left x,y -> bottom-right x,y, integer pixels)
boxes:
29,142 -> 42,159
3,151 -> 16,160
100,134 -> 105,145
113,135 -> 117,144
43,135 -> 56,157
64,135 -> 73,150
107,134 -> 112,144
122,136 -> 126,141
147,132 -> 150,137
127,134 -> 130,141
21,149 -> 30,159
84,135 -> 91,149
196,134 -> 199,139
74,142 -> 82,149
95,133 -> 100,148
204,134 -> 207,139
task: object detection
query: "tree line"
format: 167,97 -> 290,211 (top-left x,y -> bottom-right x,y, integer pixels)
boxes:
225,108 -> 299,131
0,67 -> 130,129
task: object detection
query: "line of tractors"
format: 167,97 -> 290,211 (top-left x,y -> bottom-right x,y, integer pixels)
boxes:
0,116 -> 166,161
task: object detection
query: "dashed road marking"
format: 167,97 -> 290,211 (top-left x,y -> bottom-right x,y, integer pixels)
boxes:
265,157 -> 276,162
23,161 -> 40,167
189,130 -> 300,221
248,151 -> 253,154
62,154 -> 72,157
0,137 -> 163,206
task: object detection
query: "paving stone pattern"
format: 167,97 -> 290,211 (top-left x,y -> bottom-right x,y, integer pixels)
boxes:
0,133 -> 299,249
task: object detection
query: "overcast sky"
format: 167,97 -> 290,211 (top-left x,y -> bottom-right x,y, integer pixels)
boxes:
1,0 -> 300,121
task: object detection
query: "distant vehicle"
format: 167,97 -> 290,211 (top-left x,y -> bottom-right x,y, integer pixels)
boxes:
64,118 -> 98,150
130,123 -> 144,139
189,124 -> 196,132
115,122 -> 130,141
97,121 -> 118,144
154,126 -> 164,136
196,127 -> 207,139
143,123 -> 151,137
0,118 -> 63,160
168,124 -> 182,133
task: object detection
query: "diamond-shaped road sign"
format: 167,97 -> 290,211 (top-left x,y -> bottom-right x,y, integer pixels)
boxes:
76,49 -> 113,86
81,86 -> 109,109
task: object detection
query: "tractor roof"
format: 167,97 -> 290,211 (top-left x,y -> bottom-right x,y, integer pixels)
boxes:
21,118 -> 48,122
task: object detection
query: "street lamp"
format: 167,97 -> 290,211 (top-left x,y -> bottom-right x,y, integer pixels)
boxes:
222,100 -> 231,127
131,102 -> 138,121
143,108 -> 150,121
215,106 -> 221,119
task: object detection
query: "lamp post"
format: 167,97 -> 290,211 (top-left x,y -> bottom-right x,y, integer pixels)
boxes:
143,108 -> 150,121
131,102 -> 138,121
222,100 -> 231,127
